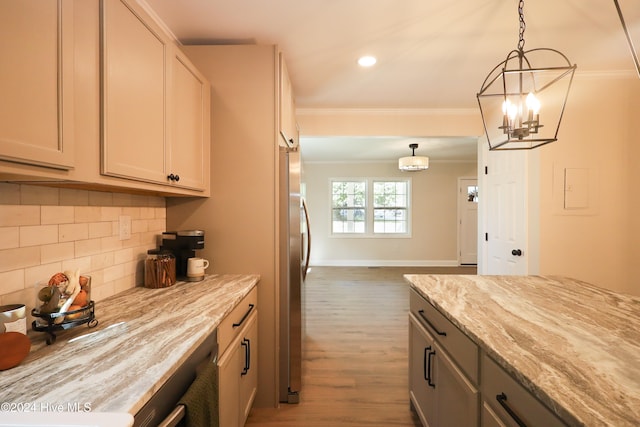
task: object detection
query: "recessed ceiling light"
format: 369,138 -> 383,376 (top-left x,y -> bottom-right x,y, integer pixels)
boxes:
358,56 -> 377,67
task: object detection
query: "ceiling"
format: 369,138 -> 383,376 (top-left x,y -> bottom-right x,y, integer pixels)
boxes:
143,0 -> 637,162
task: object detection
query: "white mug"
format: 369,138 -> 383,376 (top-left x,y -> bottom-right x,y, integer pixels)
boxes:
187,257 -> 210,278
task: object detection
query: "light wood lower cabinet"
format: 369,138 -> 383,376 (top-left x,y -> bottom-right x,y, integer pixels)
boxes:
218,288 -> 258,427
0,0 -> 74,170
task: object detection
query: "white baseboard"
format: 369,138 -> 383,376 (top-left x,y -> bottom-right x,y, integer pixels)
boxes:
309,259 -> 461,267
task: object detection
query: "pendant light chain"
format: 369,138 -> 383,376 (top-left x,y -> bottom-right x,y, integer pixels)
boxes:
518,0 -> 526,51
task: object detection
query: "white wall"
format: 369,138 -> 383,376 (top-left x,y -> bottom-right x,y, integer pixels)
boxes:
303,160 -> 477,266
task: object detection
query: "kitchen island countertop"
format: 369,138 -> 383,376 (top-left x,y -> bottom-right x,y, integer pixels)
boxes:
0,274 -> 259,416
405,274 -> 640,427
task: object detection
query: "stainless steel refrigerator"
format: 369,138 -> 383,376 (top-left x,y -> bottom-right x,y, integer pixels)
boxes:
278,145 -> 308,403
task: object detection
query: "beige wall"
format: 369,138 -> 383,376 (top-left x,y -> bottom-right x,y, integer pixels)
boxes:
0,183 -> 166,323
539,73 -> 640,295
166,45 -> 280,408
297,108 -> 482,137
303,160 -> 477,265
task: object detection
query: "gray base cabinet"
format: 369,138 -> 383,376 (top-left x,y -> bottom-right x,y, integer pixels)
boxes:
409,288 -> 479,427
409,288 -> 567,427
481,355 -> 566,427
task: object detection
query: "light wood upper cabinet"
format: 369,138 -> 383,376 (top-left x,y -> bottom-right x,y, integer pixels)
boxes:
167,48 -> 210,191
0,0 -> 74,170
101,0 -> 209,191
279,53 -> 297,148
101,0 -> 168,184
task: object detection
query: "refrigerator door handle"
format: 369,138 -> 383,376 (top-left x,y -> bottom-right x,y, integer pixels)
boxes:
302,198 -> 311,281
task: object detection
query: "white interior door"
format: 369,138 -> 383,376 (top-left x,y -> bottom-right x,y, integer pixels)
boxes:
484,149 -> 529,275
458,178 -> 478,265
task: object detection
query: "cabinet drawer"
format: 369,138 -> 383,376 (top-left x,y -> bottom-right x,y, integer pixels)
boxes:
218,286 -> 258,354
410,288 -> 478,383
481,354 -> 567,427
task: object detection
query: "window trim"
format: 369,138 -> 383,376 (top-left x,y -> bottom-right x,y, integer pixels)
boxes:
329,177 -> 412,238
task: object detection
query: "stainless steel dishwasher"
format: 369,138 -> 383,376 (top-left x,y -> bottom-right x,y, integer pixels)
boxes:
134,329 -> 218,427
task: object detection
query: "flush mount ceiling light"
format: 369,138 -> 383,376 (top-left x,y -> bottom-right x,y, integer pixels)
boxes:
357,55 -> 377,67
476,0 -> 577,150
399,143 -> 429,172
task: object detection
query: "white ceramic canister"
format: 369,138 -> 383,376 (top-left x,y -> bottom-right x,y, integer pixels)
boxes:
0,304 -> 27,334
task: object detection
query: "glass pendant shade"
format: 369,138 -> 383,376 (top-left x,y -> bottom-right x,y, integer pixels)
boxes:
398,143 -> 429,171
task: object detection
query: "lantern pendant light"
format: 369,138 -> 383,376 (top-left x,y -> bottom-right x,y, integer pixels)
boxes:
398,143 -> 429,172
477,0 -> 577,150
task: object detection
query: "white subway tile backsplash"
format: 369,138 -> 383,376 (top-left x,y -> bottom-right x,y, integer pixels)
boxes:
89,191 -> 113,206
0,246 -> 41,271
41,206 -> 75,225
101,235 -> 123,252
140,207 -> 155,219
25,262 -> 64,289
132,219 -> 148,234
75,206 -> 102,223
0,183 -> 21,204
0,269 -> 25,294
100,206 -> 121,221
122,206 -> 141,219
61,255 -> 93,275
103,263 -> 125,283
21,186 -> 59,205
0,227 -> 19,250
88,221 -> 113,239
0,205 -> 40,226
0,184 -> 167,305
75,238 -> 103,257
41,242 -> 75,264
91,252 -> 115,271
59,223 -> 89,242
59,188 -> 89,206
20,225 -> 59,247
114,248 -> 133,265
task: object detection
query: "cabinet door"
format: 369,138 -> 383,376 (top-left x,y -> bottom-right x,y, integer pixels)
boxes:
409,314 -> 437,427
433,340 -> 479,427
218,333 -> 242,427
239,310 -> 258,424
0,0 -> 74,170
101,0 -> 168,184
167,48 -> 210,191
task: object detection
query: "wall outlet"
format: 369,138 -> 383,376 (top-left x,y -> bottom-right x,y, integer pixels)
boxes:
119,215 -> 131,240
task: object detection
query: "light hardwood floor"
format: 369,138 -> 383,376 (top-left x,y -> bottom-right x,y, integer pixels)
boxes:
246,266 -> 476,427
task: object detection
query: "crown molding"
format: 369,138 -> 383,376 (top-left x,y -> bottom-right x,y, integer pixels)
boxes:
296,107 -> 479,116
135,0 -> 180,44
573,69 -> 637,79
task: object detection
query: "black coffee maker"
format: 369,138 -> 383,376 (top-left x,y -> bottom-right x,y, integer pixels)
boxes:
160,230 -> 205,279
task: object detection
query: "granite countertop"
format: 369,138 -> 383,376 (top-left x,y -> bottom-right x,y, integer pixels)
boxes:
0,274 -> 259,416
404,274 -> 640,427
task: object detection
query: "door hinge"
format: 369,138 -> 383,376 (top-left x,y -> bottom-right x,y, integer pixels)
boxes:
484,166 -> 488,175
485,232 -> 488,241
